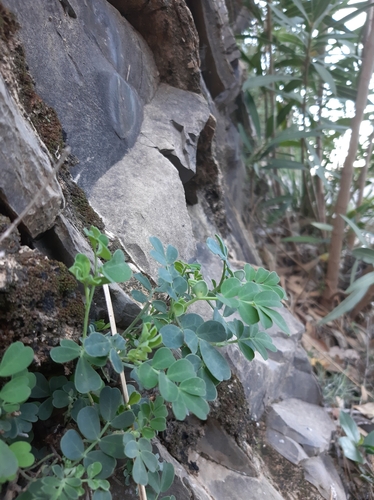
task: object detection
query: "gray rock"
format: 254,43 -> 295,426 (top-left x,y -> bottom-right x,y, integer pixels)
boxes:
196,419 -> 257,476
188,0 -> 240,104
34,215 -> 140,328
280,367 -> 322,406
4,0 -> 159,194
225,309 -> 305,420
267,399 -> 336,456
89,139 -> 196,278
140,84 -> 210,183
266,429 -> 309,465
302,454 -> 347,500
189,454 -> 284,500
0,75 -> 63,239
107,0 -> 201,94
226,343 -> 290,420
93,282 -> 141,330
34,214 -> 93,268
156,443 -> 212,500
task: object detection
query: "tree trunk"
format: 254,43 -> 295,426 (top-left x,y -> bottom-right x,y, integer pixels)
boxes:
357,127 -> 374,209
323,13 -> 374,304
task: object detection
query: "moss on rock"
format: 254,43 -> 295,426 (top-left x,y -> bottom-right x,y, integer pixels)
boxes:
0,248 -> 84,366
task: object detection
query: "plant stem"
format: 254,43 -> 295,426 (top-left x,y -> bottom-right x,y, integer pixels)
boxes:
212,262 -> 228,293
24,453 -> 55,471
184,297 -> 219,308
71,423 -> 111,468
123,302 -> 151,336
82,285 -> 96,339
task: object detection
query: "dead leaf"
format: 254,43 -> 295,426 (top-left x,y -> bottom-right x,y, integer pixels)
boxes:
361,385 -> 368,404
353,402 -> 374,419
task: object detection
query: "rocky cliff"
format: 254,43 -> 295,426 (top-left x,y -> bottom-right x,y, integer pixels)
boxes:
0,1 -> 346,499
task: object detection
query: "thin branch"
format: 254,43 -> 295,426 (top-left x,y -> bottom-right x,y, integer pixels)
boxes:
0,147 -> 71,246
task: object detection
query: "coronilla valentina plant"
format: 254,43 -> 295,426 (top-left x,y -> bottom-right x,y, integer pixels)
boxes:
1,227 -> 288,500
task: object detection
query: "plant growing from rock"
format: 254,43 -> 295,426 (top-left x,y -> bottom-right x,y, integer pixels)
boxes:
339,410 -> 374,482
1,226 -> 289,499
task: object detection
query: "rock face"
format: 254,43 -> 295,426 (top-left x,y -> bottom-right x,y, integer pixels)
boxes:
0,1 -> 347,499
3,0 -> 158,193
0,75 -> 63,238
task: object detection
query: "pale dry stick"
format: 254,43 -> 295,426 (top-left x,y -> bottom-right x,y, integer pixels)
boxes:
0,147 -> 70,247
103,284 -> 129,403
102,284 -> 147,500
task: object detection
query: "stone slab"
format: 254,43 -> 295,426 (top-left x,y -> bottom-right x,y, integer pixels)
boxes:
89,140 -> 196,278
0,75 -> 63,239
196,419 -> 257,476
267,399 -> 336,456
266,429 -> 309,465
190,454 -> 285,500
302,454 -> 347,500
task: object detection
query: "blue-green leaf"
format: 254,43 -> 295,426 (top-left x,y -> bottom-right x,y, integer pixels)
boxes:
158,372 -> 178,402
196,321 -> 227,342
340,411 -> 360,443
134,273 -> 152,292
0,441 -> 18,479
180,392 -> 210,420
110,411 -> 135,430
84,452 -> 116,480
184,329 -> 199,354
77,406 -> 101,440
137,363 -> 158,389
339,436 -> 364,463
99,434 -> 126,459
160,462 -> 175,493
0,342 -> 34,377
133,456 -> 148,485
199,340 -> 230,382
75,357 -> 102,394
61,430 -> 85,460
160,325 -> 184,349
101,250 -> 132,283
99,386 -> 122,422
179,377 -> 206,397
152,348 -> 175,370
50,340 -> 81,363
167,359 -> 196,382
166,245 -> 178,264
84,333 -> 111,357
180,314 -> 204,332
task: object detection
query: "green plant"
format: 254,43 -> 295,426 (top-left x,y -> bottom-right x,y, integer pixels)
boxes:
2,226 -> 289,499
320,216 -> 374,323
0,342 -> 38,484
339,410 -> 374,467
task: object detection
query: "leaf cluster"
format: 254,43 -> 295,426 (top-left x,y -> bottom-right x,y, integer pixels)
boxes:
1,227 -> 288,499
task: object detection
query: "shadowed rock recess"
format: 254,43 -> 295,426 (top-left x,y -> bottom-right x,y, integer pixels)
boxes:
0,0 -> 345,498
